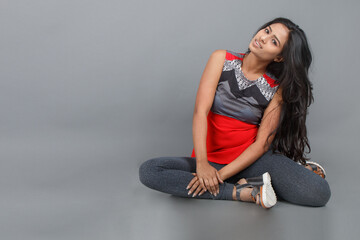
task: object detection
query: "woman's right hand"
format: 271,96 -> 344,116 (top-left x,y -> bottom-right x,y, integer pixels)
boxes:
196,162 -> 224,196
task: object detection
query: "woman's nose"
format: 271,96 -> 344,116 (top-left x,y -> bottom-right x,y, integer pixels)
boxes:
260,35 -> 268,43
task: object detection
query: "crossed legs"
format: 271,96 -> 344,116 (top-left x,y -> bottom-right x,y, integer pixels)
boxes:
139,150 -> 331,207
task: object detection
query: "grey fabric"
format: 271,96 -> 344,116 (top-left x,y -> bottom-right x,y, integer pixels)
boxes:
138,156 -> 235,201
139,150 -> 331,207
209,50 -> 279,125
211,81 -> 263,124
245,175 -> 264,186
251,186 -> 260,201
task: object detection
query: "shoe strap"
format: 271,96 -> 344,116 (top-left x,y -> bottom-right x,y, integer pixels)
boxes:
234,183 -> 252,201
251,186 -> 260,203
245,176 -> 264,186
307,164 -> 318,172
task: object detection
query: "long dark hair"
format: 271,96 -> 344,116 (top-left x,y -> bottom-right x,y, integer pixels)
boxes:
248,17 -> 313,164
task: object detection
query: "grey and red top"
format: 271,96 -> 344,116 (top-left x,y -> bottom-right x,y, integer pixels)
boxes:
210,50 -> 280,125
191,50 -> 280,164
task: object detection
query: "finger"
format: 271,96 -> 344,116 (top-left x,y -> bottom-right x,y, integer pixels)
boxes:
216,171 -> 224,184
198,178 -> 207,192
211,179 -> 219,196
192,184 -> 203,197
208,179 -> 216,195
188,180 -> 200,195
204,179 -> 212,194
213,177 -> 219,194
191,173 -> 197,176
198,188 -> 206,196
186,176 -> 198,190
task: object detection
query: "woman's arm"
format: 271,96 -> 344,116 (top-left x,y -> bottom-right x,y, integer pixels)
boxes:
193,49 -> 225,164
192,49 -> 226,195
218,88 -> 283,180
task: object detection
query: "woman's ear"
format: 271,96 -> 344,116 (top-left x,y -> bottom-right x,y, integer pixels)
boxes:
274,56 -> 284,62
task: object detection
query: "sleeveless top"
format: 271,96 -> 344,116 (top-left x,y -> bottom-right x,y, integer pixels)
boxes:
190,50 -> 280,164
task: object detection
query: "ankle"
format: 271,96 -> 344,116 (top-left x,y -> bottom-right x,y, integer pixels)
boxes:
233,179 -> 247,200
233,186 -> 237,200
305,164 -> 312,171
233,179 -> 255,202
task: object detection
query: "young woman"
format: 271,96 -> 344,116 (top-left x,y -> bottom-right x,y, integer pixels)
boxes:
139,17 -> 331,208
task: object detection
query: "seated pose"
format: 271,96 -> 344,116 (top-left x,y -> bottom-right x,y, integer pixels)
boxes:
139,17 -> 331,208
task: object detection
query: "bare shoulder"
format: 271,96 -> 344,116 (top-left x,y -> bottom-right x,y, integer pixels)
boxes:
204,49 -> 226,69
211,49 -> 227,59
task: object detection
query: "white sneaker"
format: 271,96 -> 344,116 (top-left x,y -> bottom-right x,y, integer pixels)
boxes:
234,172 -> 277,209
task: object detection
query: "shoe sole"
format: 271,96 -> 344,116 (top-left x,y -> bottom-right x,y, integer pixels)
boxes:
306,161 -> 326,178
260,172 -> 277,208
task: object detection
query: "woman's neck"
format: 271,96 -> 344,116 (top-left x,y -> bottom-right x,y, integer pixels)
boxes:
242,52 -> 270,77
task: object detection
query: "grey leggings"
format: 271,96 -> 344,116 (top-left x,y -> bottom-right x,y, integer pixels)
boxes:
139,150 -> 331,207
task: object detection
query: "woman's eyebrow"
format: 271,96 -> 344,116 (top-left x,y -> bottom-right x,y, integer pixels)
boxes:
268,25 -> 281,46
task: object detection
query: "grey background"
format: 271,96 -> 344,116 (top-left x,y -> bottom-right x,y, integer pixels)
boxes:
0,0 -> 359,239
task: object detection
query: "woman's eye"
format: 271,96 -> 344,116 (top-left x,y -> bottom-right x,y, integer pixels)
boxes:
272,39 -> 277,46
265,28 -> 269,33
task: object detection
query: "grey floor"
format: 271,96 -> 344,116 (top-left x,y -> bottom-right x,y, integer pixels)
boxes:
1,131 -> 359,240
1,0 -> 360,239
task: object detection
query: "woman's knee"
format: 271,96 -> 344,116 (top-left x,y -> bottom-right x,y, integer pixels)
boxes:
286,177 -> 331,207
139,158 -> 163,188
261,152 -> 331,207
307,179 -> 331,207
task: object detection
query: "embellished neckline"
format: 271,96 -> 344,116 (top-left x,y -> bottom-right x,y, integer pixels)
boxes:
239,54 -> 267,82
239,64 -> 265,83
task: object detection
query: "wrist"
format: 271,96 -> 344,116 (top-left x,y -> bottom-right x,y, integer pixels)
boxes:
218,168 -> 228,181
196,159 -> 209,166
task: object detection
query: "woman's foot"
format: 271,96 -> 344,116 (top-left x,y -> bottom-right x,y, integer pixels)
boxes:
233,172 -> 277,209
232,179 -> 256,202
304,161 -> 326,179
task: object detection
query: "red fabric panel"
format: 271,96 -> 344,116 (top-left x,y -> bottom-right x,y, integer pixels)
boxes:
263,73 -> 279,88
191,111 -> 258,164
225,51 -> 243,61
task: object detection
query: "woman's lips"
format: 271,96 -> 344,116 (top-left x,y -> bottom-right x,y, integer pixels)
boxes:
254,39 -> 262,49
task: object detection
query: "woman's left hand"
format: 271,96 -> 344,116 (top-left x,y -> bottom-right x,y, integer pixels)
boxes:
186,173 -> 207,197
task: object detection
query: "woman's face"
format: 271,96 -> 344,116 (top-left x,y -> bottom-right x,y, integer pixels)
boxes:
249,23 -> 290,62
